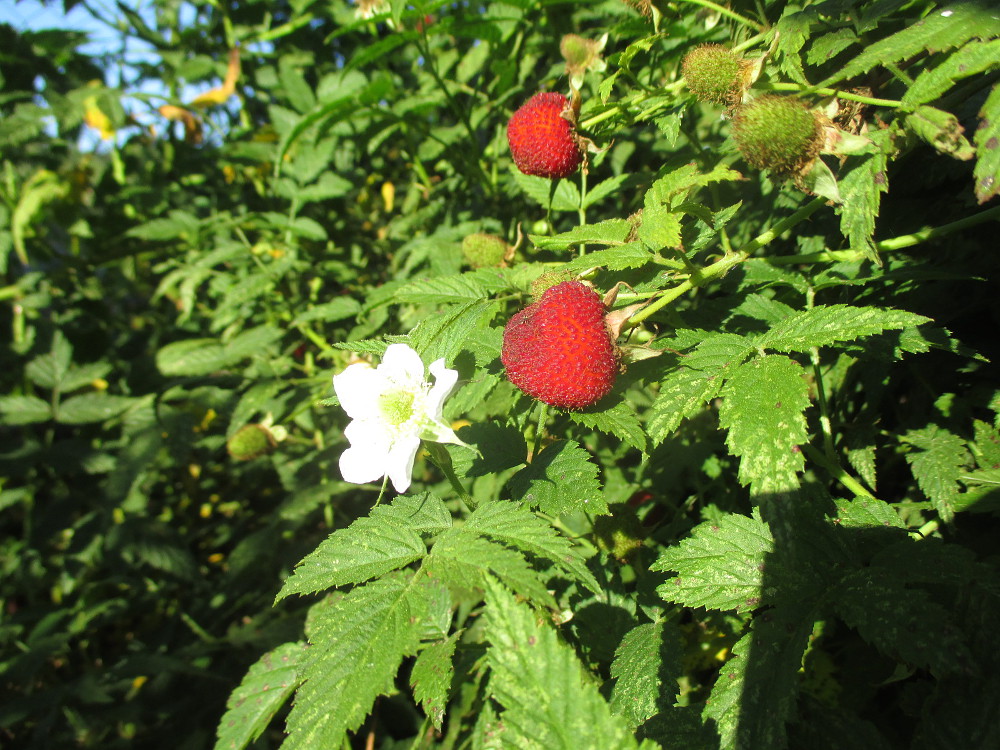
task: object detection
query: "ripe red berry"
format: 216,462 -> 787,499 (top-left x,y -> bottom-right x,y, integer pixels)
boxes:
501,281 -> 618,410
506,92 -> 583,180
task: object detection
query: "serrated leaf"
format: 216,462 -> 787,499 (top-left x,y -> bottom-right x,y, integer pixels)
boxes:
530,219 -> 630,250
411,633 -> 459,730
408,299 -> 500,365
560,242 -> 654,271
973,81 -> 1000,204
293,297 -> 361,325
646,163 -> 743,205
569,400 -> 646,452
156,325 -> 284,377
283,573 -> 439,748
756,304 -> 930,352
832,568 -> 971,674
647,366 -> 723,445
584,175 -> 633,208
463,501 -> 600,594
905,105 -> 976,160
902,38 -> 1000,108
832,496 -> 905,530
25,333 -> 72,389
705,610 -> 814,750
506,440 -> 607,516
512,171 -> 581,212
683,332 -> 755,373
718,356 -> 811,496
652,510 -> 772,612
609,621 -> 683,726
0,394 -> 53,425
277,493 -> 450,600
395,274 -> 491,305
56,393 -> 140,424
638,203 -> 682,252
837,136 -> 890,262
426,529 -> 554,607
903,425 -> 969,522
820,3 -> 1000,89
483,578 -> 652,750
214,642 -> 305,750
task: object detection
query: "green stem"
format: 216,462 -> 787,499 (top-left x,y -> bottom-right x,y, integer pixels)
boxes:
578,166 -> 588,256
802,445 -> 875,499
426,442 -> 473,509
876,204 -> 1000,252
761,81 -> 902,108
530,401 -> 549,462
674,0 -> 766,31
627,197 -> 826,327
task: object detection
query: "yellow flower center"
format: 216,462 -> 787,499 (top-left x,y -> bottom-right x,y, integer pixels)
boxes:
378,388 -> 416,426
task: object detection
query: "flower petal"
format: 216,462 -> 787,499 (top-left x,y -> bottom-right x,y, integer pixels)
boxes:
426,358 -> 459,420
334,363 -> 390,421
386,434 -> 421,493
339,440 -> 390,485
380,343 -> 426,387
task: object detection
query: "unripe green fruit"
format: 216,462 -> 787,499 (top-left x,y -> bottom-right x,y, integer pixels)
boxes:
593,504 -> 644,563
461,233 -> 509,268
227,424 -> 276,461
682,44 -> 743,105
732,95 -> 823,174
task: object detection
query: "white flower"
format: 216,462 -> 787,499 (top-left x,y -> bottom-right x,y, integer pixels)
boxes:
333,343 -> 466,493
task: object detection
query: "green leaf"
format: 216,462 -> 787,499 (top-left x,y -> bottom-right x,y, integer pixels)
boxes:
832,497 -> 905,530
820,2 -> 1000,89
512,171 -> 581,212
214,642 -> 305,750
904,105 -> 976,160
410,634 -> 459,730
395,273 -> 492,305
652,510 -> 773,613
718,356 -> 811,496
530,219 -> 630,250
506,440 -> 607,516
683,332 -> 755,373
408,300 -> 500,365
584,175 -> 633,209
638,204 -> 682,252
56,394 -> 141,424
125,209 -> 200,241
705,610 -> 814,750
426,529 -> 555,607
832,569 -> 971,674
903,425 -> 969,522
569,401 -> 647,452
24,332 -> 72,389
902,38 -> 1000,107
283,573 -> 440,748
973,80 -> 1000,204
755,304 -> 930,352
837,131 -> 891,262
463,501 -> 600,594
647,366 -> 723,445
156,325 -> 284,377
276,493 -> 450,600
609,621 -> 683,726
0,394 -> 53,425
560,242 -> 654,271
12,169 -> 68,264
483,579 -> 653,750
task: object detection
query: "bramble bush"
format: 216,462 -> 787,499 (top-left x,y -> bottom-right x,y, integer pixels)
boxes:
3,0 -> 1000,748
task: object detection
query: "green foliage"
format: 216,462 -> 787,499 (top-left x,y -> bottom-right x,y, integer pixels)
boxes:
3,0 -> 999,748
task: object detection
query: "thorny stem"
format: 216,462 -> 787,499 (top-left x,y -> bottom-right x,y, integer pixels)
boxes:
578,165 -> 588,256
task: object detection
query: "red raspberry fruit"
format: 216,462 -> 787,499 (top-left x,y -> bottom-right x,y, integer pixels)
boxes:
506,92 -> 583,180
501,281 -> 618,410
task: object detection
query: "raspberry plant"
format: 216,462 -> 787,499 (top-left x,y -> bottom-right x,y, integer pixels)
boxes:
2,1 -> 1000,749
